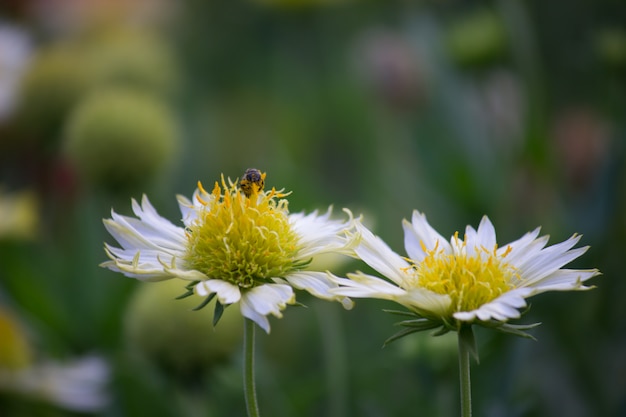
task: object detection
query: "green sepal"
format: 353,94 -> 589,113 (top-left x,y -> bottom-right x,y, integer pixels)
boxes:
292,258 -> 313,269
213,300 -> 225,326
431,326 -> 451,337
493,322 -> 541,340
192,292 -> 215,311
382,309 -> 451,343
383,309 -> 421,318
459,325 -> 480,363
175,288 -> 195,300
175,280 -> 200,300
394,318 -> 442,331
383,327 -> 423,347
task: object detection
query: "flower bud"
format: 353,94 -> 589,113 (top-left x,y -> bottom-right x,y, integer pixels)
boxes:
14,44 -> 92,144
595,28 -> 626,71
445,10 -> 508,69
124,280 -> 243,377
63,88 -> 179,191
84,28 -> 179,97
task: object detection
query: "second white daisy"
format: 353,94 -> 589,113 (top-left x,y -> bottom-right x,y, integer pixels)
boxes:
330,211 -> 599,335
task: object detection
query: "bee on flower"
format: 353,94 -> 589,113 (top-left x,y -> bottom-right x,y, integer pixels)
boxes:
239,168 -> 265,198
101,170 -> 356,333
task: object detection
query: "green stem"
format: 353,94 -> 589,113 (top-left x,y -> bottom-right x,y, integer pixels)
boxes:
244,318 -> 261,417
458,329 -> 472,417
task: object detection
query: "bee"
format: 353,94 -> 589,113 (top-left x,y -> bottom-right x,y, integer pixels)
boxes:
239,168 -> 265,197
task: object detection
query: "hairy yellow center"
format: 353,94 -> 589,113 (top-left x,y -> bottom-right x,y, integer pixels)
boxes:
184,176 -> 301,288
407,233 -> 516,315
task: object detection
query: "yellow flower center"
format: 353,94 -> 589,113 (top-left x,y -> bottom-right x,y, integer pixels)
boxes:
184,175 -> 301,288
407,233 -> 516,315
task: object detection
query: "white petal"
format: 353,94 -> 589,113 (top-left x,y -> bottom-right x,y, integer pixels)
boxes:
239,284 -> 295,333
453,289 -> 532,322
100,260 -> 171,282
101,247 -> 173,282
517,237 -> 586,283
353,222 -> 411,286
403,211 -> 451,261
399,289 -> 451,317
102,196 -> 191,281
497,227 -> 541,258
196,280 -> 241,304
290,207 -> 355,258
283,271 -> 345,301
474,216 -> 497,251
165,267 -> 208,282
329,272 -> 408,299
522,269 -> 599,293
239,305 -> 270,333
176,194 -> 198,227
502,234 -> 549,267
133,195 -> 184,242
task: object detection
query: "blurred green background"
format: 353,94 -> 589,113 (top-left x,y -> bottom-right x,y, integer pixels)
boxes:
0,0 -> 624,416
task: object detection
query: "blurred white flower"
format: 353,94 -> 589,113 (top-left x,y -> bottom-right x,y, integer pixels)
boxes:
0,307 -> 109,412
0,24 -> 32,122
0,356 -> 110,412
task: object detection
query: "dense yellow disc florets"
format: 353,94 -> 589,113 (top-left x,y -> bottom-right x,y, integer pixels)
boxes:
407,233 -> 516,315
184,175 -> 301,288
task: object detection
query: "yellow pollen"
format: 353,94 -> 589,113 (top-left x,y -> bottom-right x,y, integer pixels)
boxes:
184,174 -> 301,288
408,239 -> 516,315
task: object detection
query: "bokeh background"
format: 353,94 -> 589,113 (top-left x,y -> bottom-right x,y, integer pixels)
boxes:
0,0 -> 624,416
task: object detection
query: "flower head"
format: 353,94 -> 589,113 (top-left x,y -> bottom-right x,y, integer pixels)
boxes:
331,211 -> 599,337
102,170 -> 356,332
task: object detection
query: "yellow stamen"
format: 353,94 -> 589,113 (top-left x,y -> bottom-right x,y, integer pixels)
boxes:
197,181 -> 209,196
406,236 -> 516,316
184,173 -> 301,288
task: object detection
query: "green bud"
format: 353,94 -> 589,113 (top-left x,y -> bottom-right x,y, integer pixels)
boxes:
63,88 -> 179,191
14,44 -> 93,145
595,28 -> 626,70
124,280 -> 243,377
445,10 -> 508,69
84,27 -> 179,97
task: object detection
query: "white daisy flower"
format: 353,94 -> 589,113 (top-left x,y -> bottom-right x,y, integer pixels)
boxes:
0,356 -> 110,412
331,211 -> 599,334
102,170 -> 356,333
0,307 -> 109,412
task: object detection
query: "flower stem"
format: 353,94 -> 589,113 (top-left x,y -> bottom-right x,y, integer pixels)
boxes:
244,318 -> 261,417
458,327 -> 473,417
